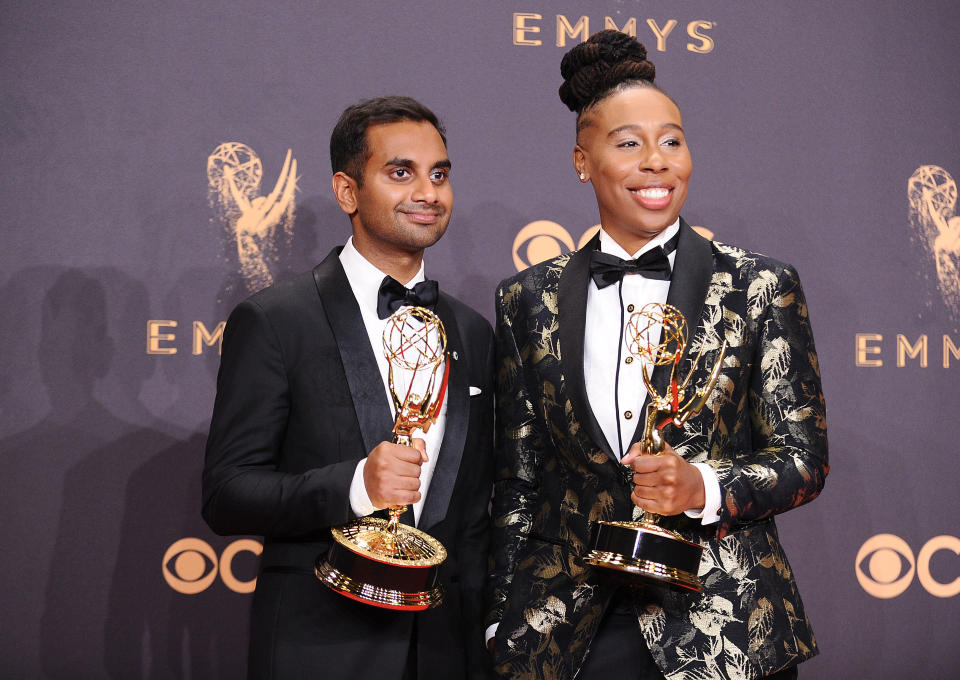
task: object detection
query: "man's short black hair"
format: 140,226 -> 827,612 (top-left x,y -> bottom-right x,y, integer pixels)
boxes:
330,96 -> 446,185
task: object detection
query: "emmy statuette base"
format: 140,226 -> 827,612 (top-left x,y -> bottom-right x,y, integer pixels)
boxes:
317,517 -> 446,611
585,520 -> 703,593
315,559 -> 443,612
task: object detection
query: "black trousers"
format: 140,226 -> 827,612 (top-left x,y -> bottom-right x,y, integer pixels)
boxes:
402,617 -> 417,680
577,596 -> 662,679
577,595 -> 799,680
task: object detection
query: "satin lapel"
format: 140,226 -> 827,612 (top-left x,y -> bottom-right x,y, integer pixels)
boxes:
418,295 -> 468,531
558,234 -> 616,461
312,249 -> 394,456
630,220 -> 714,446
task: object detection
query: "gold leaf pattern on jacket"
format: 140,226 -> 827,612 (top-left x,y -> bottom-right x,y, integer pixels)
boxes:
487,233 -> 828,680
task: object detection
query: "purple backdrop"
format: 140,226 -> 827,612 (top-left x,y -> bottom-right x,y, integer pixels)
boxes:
2,0 -> 959,676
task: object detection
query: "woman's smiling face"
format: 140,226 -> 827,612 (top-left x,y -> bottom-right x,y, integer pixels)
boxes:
574,85 -> 692,253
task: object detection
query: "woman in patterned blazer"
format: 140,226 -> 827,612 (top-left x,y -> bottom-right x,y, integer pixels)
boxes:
485,30 -> 828,680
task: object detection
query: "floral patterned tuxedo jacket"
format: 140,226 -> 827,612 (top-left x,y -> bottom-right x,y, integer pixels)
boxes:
486,221 -> 828,680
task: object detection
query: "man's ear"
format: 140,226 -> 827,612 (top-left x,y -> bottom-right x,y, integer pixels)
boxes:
332,171 -> 359,215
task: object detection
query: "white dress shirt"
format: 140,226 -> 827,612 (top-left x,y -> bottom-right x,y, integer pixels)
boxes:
339,237 -> 447,526
585,221 -> 720,525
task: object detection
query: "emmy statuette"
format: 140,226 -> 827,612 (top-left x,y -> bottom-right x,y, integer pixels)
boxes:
316,307 -> 450,610
585,303 -> 727,592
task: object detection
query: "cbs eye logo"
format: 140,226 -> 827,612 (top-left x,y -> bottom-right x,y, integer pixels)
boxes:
162,537 -> 262,594
512,221 -> 715,271
512,221 -> 599,271
855,534 -> 960,598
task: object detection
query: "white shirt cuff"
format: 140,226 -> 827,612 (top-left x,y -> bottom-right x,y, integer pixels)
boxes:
684,462 -> 722,525
349,458 -> 380,517
485,623 -> 499,646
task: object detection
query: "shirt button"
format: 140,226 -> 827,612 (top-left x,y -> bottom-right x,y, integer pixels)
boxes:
624,411 -> 633,420
626,304 -> 635,312
625,356 -> 634,364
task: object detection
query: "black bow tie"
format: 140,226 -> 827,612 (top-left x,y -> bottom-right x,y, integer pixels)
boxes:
376,276 -> 439,319
589,233 -> 679,289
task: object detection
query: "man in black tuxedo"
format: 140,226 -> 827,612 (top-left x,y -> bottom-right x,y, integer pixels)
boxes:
202,96 -> 494,680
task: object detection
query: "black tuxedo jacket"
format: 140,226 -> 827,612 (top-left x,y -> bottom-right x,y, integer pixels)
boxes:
487,221 -> 828,680
203,248 -> 495,680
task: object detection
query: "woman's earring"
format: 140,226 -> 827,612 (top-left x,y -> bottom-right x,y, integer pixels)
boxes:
578,172 -> 586,181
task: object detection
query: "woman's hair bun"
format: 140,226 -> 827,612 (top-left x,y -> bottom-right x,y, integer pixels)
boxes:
558,29 -> 656,113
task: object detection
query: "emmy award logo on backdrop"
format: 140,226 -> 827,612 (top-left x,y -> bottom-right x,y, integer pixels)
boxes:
316,307 -> 450,610
585,302 -> 726,592
908,165 -> 960,321
207,143 -> 298,293
851,167 -> 960,368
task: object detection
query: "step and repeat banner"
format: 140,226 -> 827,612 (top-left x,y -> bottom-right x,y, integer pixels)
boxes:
2,1 -> 958,677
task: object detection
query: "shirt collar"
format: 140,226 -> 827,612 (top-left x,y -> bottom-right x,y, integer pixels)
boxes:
598,219 -> 680,259
339,236 -> 426,315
